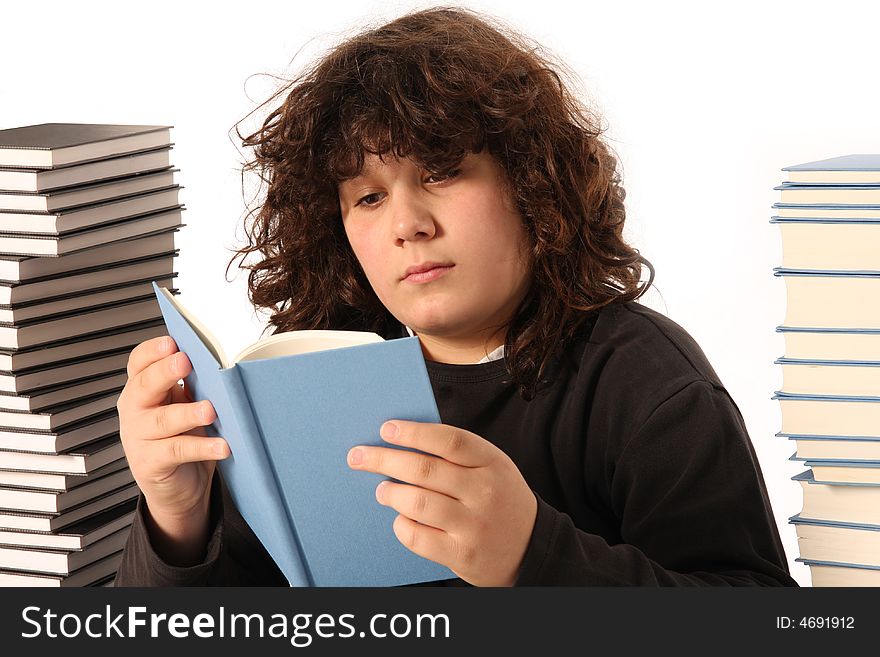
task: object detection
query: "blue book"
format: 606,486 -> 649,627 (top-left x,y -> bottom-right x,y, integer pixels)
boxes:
783,154 -> 880,185
790,514 -> 880,575
804,459 -> 880,486
795,557 -> 880,587
152,282 -> 454,586
772,268 -> 880,331
791,469 -> 880,488
774,184 -> 880,205
791,469 -> 880,527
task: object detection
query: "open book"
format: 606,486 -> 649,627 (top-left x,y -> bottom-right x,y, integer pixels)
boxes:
153,283 -> 452,586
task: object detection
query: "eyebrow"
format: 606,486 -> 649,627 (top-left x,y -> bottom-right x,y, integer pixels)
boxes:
338,176 -> 370,197
339,161 -> 382,187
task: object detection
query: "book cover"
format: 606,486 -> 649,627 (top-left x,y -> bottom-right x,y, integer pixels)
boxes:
0,146 -> 172,193
793,469 -> 880,489
0,295 -> 165,350
0,369 -> 127,412
0,168 -> 177,213
0,208 -> 183,257
0,525 -> 130,574
0,229 -> 177,283
773,395 -> 880,442
776,325 -> 880,362
791,514 -> 880,565
783,154 -> 880,184
0,186 -> 181,234
153,282 -> 454,587
774,269 -> 880,329
790,512 -> 880,529
0,274 -> 176,324
0,551 -> 123,586
772,204 -> 880,219
0,498 -> 136,550
797,559 -> 880,582
0,319 -> 166,372
775,357 -> 880,398
0,480 -> 137,530
806,459 -> 880,485
0,387 -> 122,431
793,469 -> 880,525
0,251 -> 177,304
0,466 -> 134,513
785,438 -> 880,464
771,220 -> 880,271
0,124 -> 171,169
0,434 -> 125,476
774,184 -> 880,205
784,154 -> 880,171
0,349 -> 131,394
0,456 -> 128,491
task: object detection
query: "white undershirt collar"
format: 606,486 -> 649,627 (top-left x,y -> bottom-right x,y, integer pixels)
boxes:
403,326 -> 505,364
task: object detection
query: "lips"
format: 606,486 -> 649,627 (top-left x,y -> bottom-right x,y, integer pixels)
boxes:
400,262 -> 455,283
402,262 -> 454,280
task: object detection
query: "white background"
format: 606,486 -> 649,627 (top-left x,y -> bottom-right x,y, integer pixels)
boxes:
4,0 -> 880,588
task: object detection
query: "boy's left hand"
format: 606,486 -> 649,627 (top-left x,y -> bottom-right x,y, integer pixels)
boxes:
347,420 -> 537,587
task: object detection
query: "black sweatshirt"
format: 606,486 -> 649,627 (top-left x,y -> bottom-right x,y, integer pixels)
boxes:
115,301 -> 797,587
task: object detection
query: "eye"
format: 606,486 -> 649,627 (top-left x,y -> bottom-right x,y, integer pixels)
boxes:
424,169 -> 461,184
355,191 -> 385,207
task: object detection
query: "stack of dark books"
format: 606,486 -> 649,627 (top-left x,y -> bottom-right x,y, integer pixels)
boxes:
771,154 -> 880,586
0,124 -> 183,586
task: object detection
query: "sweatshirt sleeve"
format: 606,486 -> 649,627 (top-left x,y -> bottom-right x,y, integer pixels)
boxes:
514,380 -> 797,586
114,472 -> 287,587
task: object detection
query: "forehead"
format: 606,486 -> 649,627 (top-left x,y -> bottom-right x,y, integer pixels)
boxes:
353,153 -> 397,175
338,154 -> 416,187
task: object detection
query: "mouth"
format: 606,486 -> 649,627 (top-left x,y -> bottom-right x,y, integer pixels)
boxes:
402,263 -> 455,284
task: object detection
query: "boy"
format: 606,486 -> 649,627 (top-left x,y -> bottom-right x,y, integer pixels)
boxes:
115,7 -> 796,586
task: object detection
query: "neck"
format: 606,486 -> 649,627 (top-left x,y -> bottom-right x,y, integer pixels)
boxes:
413,326 -> 506,364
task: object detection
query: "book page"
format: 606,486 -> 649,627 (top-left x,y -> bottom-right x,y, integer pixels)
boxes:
234,330 -> 384,363
155,284 -> 385,367
156,286 -> 229,368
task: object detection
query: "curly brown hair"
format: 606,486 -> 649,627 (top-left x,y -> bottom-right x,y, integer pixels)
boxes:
230,6 -> 654,400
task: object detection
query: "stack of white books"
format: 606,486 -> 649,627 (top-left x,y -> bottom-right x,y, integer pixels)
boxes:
772,154 -> 880,587
0,123 -> 183,586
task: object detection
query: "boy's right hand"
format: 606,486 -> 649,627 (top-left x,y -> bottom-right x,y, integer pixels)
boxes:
117,335 -> 230,565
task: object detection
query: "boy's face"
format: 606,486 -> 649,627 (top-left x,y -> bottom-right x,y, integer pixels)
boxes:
339,151 -> 531,347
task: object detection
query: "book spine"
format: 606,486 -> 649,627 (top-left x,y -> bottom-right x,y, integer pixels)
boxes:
217,367 -> 311,586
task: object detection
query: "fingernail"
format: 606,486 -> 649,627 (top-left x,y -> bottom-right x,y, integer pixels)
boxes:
200,402 -> 215,423
348,448 -> 363,466
158,336 -> 172,353
380,422 -> 399,440
213,441 -> 227,457
376,480 -> 388,502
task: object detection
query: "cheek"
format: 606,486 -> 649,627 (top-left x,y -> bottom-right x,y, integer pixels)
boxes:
345,225 -> 389,289
473,211 -> 529,273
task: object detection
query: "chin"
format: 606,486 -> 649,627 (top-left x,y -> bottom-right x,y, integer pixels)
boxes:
401,310 -> 466,336
396,297 -> 463,332
404,318 -> 452,335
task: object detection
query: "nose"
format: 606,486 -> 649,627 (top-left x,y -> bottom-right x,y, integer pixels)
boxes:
391,188 -> 436,245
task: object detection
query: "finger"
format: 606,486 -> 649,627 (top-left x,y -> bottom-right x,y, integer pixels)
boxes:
168,383 -> 206,436
348,445 -> 467,499
138,399 -> 217,441
376,480 -> 467,531
160,434 -> 230,465
379,421 -> 493,467
127,350 -> 193,410
181,378 -> 196,403
171,380 -> 191,405
126,336 -> 178,378
390,513 -> 457,571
